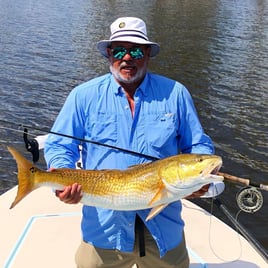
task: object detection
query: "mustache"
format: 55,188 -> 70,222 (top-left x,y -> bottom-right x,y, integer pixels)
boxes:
119,61 -> 136,68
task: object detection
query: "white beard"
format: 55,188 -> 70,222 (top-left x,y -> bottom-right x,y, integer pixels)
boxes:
110,63 -> 147,85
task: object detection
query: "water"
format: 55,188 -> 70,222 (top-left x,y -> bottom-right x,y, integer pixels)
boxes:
0,0 -> 267,255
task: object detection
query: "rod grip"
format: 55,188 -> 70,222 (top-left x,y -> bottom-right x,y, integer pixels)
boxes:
218,172 -> 250,185
218,172 -> 268,192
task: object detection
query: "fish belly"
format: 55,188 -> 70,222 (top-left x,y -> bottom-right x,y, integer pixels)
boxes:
81,192 -> 156,210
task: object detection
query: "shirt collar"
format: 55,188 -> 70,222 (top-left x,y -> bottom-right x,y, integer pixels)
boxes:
110,73 -> 149,96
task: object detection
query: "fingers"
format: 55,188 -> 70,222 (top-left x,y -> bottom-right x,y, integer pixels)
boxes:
55,183 -> 83,204
197,184 -> 210,196
185,184 -> 210,199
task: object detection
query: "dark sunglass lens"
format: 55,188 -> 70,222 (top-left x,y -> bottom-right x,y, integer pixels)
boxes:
130,48 -> 144,59
112,47 -> 144,60
112,47 -> 127,59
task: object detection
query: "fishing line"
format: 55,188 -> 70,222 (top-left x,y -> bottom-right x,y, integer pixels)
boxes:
213,198 -> 268,262
208,197 -> 242,262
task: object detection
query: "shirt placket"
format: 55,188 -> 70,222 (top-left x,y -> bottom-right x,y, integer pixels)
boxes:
128,91 -> 143,163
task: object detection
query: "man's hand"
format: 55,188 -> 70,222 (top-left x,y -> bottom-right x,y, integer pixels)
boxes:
185,184 -> 210,199
55,183 -> 83,204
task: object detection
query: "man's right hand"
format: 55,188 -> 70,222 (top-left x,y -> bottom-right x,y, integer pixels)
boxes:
55,183 -> 83,204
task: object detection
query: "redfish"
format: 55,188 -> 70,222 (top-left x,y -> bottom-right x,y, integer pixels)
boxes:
8,146 -> 223,220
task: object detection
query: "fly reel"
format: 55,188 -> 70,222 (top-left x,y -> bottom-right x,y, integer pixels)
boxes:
236,186 -> 263,213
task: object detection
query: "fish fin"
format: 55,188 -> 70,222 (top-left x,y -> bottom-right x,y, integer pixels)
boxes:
147,183 -> 166,206
8,146 -> 40,209
146,204 -> 169,221
162,178 -> 181,194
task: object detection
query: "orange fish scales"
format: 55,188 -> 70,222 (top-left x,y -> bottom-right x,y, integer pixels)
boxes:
7,146 -> 224,221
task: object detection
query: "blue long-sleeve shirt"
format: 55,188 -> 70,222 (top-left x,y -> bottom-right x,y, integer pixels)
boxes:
45,72 -> 214,257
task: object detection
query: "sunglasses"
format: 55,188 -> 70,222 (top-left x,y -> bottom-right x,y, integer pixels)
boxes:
110,47 -> 144,60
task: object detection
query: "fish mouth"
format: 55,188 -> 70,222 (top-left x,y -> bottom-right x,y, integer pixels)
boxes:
181,161 -> 223,190
202,159 -> 223,180
211,164 -> 222,175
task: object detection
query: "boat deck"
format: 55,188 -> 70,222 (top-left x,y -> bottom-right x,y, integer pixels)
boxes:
0,187 -> 267,267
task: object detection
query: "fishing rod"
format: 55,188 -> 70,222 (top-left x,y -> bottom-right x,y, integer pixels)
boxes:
0,120 -> 157,161
4,122 -> 268,261
213,198 -> 268,262
218,172 -> 268,192
21,124 -> 268,192
20,124 -> 159,161
2,120 -> 268,192
22,124 -> 268,215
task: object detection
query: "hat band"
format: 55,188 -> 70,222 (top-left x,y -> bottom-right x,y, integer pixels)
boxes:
111,29 -> 148,41
111,33 -> 148,41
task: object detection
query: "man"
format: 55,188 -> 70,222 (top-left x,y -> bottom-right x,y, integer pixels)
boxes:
45,17 -> 224,268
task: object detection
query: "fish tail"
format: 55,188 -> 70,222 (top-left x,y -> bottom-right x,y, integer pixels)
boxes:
8,146 -> 39,209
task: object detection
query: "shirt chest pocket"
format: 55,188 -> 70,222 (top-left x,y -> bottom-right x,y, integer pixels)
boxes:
145,113 -> 178,151
85,113 -> 117,144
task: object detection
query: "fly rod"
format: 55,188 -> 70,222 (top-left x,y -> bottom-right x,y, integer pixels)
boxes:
218,172 -> 268,191
214,198 -> 268,262
20,124 -> 268,192
1,121 -> 267,192
15,123 -> 268,262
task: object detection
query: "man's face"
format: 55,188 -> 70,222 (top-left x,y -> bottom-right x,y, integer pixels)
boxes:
107,42 -> 151,87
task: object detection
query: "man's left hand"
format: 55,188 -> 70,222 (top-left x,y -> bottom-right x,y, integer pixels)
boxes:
185,184 -> 210,199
